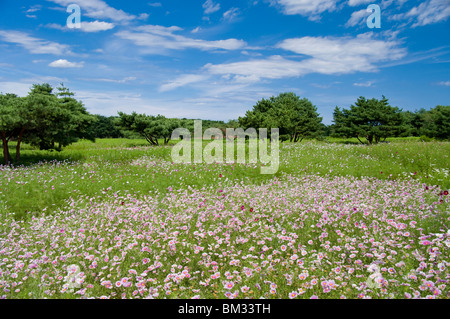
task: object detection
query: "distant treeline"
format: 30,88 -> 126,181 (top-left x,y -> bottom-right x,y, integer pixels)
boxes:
1,83 -> 449,165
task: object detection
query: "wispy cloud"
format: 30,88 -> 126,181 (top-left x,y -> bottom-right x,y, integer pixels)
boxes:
0,30 -> 72,55
277,34 -> 406,73
115,25 -> 247,54
436,81 -> 450,86
84,77 -> 137,83
203,0 -> 221,14
345,9 -> 368,27
391,0 -> 450,27
272,0 -> 340,20
46,21 -> 115,32
348,0 -> 372,6
159,74 -> 209,92
353,80 -> 375,87
222,8 -> 241,22
203,34 -> 406,83
25,5 -> 42,13
46,0 -> 140,22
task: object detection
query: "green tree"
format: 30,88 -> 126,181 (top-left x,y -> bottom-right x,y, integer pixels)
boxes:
86,115 -> 124,139
53,84 -> 96,148
418,105 -> 450,140
22,83 -> 95,152
0,94 -> 25,165
431,106 -> 450,140
23,84 -> 64,150
117,112 -> 181,145
332,96 -> 406,144
239,92 -> 323,142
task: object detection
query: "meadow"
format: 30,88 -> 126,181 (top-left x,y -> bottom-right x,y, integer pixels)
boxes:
0,138 -> 449,299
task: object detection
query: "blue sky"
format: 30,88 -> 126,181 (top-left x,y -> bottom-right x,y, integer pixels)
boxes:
0,0 -> 449,124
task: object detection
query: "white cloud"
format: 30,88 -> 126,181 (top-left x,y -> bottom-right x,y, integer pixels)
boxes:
46,21 -> 115,32
407,0 -> 450,27
345,9 -> 368,27
273,0 -> 339,20
223,8 -> 241,21
204,34 -> 407,82
348,0 -> 372,6
0,30 -> 72,55
391,0 -> 450,27
277,35 -> 406,73
203,0 -> 221,14
49,59 -> 84,68
116,25 -> 246,54
80,21 -> 115,32
159,74 -> 209,92
205,55 -> 306,81
47,0 -> 138,22
84,77 -> 137,83
353,80 -> 375,87
26,5 -> 42,13
436,81 -> 450,86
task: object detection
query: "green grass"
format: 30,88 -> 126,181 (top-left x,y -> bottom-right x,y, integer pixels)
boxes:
1,138 -> 449,220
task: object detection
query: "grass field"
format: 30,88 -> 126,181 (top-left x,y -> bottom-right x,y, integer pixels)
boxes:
0,138 -> 449,299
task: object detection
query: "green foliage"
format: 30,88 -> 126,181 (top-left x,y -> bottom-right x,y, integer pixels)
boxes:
23,83 -> 96,151
86,115 -> 124,139
239,92 -> 323,142
117,112 -> 184,145
420,105 -> 449,140
0,93 -> 26,164
332,96 -> 407,144
0,83 -> 96,165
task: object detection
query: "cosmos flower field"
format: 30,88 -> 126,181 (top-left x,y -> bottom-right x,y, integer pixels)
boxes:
0,139 -> 449,299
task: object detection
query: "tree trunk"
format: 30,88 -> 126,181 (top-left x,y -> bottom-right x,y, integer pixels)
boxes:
1,131 -> 11,166
356,136 -> 365,145
15,127 -> 25,163
164,137 -> 170,145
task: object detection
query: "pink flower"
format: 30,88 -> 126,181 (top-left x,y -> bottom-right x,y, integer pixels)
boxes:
224,281 -> 234,290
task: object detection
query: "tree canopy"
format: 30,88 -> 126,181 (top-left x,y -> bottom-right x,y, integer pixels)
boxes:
0,83 -> 96,165
332,96 -> 407,144
117,112 -> 184,145
239,92 -> 323,142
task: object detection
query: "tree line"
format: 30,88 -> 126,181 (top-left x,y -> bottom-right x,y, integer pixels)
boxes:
1,83 -> 449,165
